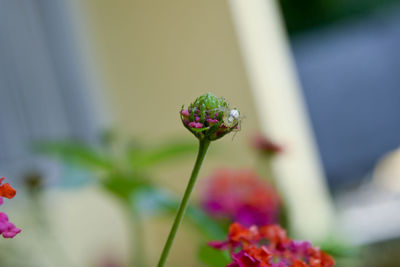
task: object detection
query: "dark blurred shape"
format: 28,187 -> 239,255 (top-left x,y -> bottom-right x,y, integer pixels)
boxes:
279,0 -> 399,34
251,133 -> 283,156
23,171 -> 44,194
362,238 -> 400,267
291,5 -> 400,190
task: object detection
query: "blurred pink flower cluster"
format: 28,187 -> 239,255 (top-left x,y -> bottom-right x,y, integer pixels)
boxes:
200,169 -> 281,227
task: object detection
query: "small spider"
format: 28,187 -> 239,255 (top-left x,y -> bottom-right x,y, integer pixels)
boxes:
224,108 -> 240,127
222,108 -> 242,140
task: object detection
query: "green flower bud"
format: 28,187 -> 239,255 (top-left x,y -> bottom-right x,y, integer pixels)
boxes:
180,93 -> 241,141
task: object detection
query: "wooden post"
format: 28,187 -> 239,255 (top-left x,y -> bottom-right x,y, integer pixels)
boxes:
228,0 -> 334,241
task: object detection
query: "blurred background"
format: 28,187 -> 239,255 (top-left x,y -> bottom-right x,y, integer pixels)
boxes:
1,0 -> 400,266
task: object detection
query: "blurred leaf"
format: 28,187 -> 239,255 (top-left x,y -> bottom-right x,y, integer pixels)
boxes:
198,244 -> 230,267
99,129 -> 116,148
186,206 -> 227,240
320,236 -> 359,258
34,141 -> 112,171
128,141 -> 197,169
279,201 -> 290,235
132,187 -> 178,215
132,187 -> 226,239
102,173 -> 150,200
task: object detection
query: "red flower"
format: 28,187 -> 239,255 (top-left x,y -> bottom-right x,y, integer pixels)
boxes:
292,259 -> 308,267
0,177 -> 20,238
210,223 -> 335,267
230,223 -> 260,245
0,177 -> 16,199
259,225 -> 291,248
307,248 -> 335,267
230,250 -> 261,267
209,222 -> 260,250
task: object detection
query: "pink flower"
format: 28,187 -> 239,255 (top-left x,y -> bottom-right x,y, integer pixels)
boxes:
0,177 -> 21,238
0,212 -> 21,238
200,169 -> 281,226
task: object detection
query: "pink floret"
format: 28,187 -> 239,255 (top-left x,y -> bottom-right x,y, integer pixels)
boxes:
0,212 -> 21,238
188,122 -> 203,128
207,119 -> 218,125
181,110 -> 190,117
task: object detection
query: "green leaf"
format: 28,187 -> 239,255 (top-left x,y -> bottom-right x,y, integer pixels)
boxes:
132,187 -> 178,215
128,140 -> 196,169
133,187 -> 226,240
186,206 -> 227,240
101,173 -> 150,200
34,141 -> 112,171
198,244 -> 230,267
319,236 -> 359,258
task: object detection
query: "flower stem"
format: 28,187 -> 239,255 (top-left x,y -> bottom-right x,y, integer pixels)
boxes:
157,139 -> 210,267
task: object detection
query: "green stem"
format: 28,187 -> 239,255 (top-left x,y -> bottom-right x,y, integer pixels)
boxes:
157,139 -> 210,267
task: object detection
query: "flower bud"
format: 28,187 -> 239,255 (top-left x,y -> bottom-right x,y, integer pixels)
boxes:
180,93 -> 241,141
